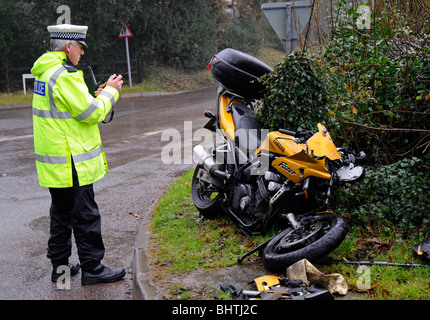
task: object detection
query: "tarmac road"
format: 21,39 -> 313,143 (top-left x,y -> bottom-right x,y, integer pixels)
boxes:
0,87 -> 217,299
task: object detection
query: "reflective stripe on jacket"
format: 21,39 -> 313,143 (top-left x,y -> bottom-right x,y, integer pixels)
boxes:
31,51 -> 119,188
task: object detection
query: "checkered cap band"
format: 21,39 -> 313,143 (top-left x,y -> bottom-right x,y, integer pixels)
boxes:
50,32 -> 86,41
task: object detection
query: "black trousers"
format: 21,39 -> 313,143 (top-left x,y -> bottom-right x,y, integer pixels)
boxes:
47,165 -> 105,270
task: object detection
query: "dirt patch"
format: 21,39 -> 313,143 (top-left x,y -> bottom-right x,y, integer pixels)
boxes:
353,237 -> 393,260
149,252 -> 270,300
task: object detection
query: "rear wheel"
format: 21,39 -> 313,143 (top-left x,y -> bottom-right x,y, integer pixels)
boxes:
191,164 -> 222,218
262,213 -> 348,272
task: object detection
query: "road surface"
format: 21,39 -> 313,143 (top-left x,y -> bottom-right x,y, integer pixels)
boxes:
0,87 -> 217,299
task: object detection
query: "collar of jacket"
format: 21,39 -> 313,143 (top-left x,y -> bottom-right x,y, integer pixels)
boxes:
48,51 -> 79,68
51,50 -> 68,63
42,51 -> 79,73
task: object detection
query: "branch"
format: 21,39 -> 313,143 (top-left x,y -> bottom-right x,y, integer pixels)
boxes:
369,109 -> 430,116
343,121 -> 430,133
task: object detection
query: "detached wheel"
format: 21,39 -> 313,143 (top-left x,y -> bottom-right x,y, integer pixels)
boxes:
262,213 -> 348,272
191,164 -> 222,218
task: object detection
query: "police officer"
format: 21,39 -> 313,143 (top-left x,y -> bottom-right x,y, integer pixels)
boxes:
31,24 -> 125,285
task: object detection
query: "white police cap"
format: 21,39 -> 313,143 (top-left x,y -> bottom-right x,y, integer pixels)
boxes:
47,24 -> 88,47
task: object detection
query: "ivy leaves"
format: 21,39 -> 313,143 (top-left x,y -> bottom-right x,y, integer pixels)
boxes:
257,51 -> 328,132
334,155 -> 430,231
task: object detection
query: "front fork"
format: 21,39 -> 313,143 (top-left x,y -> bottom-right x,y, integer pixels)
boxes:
325,173 -> 335,206
270,172 -> 335,229
285,213 -> 300,229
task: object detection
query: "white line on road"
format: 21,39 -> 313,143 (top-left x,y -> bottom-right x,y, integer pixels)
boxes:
0,134 -> 33,143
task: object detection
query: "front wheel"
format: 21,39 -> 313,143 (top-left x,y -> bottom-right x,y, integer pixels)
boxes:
262,213 -> 348,272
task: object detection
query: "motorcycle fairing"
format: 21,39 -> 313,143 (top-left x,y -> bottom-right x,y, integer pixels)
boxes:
272,154 -> 331,183
307,124 -> 341,160
256,132 -> 318,183
255,124 -> 340,182
260,131 -> 307,156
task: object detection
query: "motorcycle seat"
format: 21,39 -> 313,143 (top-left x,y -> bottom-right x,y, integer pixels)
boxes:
231,103 -> 263,154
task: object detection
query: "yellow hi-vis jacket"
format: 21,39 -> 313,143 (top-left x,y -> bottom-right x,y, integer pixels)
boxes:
31,51 -> 119,188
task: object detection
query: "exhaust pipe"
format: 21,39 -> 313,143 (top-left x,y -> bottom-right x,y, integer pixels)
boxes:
193,145 -> 217,171
193,145 -> 231,180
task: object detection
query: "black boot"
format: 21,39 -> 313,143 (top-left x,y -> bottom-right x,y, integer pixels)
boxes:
81,263 -> 125,285
51,262 -> 80,283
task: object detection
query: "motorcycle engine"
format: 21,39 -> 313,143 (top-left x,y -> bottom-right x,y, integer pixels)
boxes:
231,171 -> 284,225
231,184 -> 251,213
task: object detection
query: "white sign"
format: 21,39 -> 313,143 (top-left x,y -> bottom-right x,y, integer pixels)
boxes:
22,73 -> 36,95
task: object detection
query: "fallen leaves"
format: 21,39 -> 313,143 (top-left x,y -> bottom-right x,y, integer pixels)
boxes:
353,237 -> 394,260
426,91 -> 430,102
128,210 -> 141,220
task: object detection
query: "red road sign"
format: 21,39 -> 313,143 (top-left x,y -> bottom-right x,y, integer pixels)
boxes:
118,25 -> 133,38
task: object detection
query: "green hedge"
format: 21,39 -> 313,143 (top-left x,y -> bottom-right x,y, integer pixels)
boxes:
333,154 -> 430,232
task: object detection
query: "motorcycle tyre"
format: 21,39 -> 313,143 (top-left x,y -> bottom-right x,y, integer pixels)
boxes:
262,213 -> 348,273
191,164 -> 222,218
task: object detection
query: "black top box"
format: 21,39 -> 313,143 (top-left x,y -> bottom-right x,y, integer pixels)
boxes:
209,48 -> 273,100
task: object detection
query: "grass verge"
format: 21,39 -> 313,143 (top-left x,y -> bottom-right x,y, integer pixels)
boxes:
323,226 -> 430,300
148,169 -> 273,300
149,169 -> 430,300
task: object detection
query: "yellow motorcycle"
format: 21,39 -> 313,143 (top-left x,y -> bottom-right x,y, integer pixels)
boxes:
192,49 -> 366,272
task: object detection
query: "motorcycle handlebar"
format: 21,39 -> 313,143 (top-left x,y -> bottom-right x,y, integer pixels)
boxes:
338,147 -> 368,165
279,128 -> 314,144
354,151 -> 368,165
279,128 -> 296,136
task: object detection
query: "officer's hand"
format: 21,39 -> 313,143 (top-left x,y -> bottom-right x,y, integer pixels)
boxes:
107,74 -> 124,93
94,82 -> 106,97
